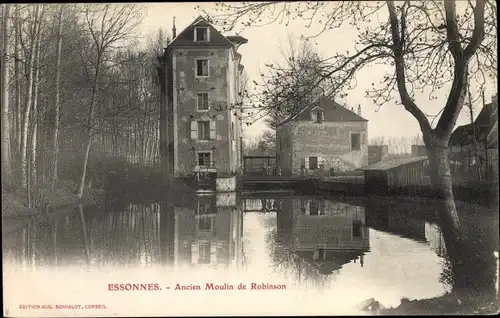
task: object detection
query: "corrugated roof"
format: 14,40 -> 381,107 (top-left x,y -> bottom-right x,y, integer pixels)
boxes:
277,96 -> 367,127
363,156 -> 428,171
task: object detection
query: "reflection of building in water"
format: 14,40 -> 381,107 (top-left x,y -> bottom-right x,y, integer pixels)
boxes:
277,198 -> 370,275
243,198 -> 278,212
365,199 -> 427,242
425,222 -> 447,258
174,193 -> 243,269
364,199 -> 447,258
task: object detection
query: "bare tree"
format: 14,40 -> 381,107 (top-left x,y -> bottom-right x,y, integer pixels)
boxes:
19,4 -> 40,189
369,136 -> 386,146
29,4 -> 45,185
51,4 -> 64,191
1,4 -> 12,186
76,3 -> 143,198
201,0 -> 497,287
261,36 -> 328,129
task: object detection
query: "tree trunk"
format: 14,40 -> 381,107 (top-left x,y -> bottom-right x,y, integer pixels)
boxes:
51,4 -> 64,191
77,134 -> 92,199
426,139 -> 469,291
20,4 -> 39,189
1,4 -> 12,187
14,6 -> 21,156
30,9 -> 43,185
77,57 -> 100,199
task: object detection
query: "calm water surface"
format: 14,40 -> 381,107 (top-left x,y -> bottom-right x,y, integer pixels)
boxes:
3,192 -> 498,312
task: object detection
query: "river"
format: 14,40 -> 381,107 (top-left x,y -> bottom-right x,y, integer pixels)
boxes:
2,191 -> 498,315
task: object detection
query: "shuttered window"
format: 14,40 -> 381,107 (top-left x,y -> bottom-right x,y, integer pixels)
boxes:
191,120 -> 216,140
209,120 -> 216,139
197,93 -> 209,110
198,121 -> 210,140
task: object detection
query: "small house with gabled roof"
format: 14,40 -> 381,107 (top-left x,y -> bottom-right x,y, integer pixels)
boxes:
449,94 -> 498,180
158,16 -> 248,179
276,96 -> 368,176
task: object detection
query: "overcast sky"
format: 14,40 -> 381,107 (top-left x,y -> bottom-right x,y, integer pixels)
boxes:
140,2 -> 496,141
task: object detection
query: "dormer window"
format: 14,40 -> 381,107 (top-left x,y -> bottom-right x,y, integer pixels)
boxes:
316,111 -> 324,123
310,106 -> 324,123
194,27 -> 209,42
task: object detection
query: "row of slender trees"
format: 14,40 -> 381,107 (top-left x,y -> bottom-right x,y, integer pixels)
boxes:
1,4 -> 167,199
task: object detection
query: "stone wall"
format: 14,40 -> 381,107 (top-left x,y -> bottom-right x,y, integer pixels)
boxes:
172,48 -> 238,176
287,121 -> 368,175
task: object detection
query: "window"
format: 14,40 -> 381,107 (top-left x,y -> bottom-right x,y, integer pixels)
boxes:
198,202 -> 215,215
198,243 -> 211,264
196,93 -> 209,111
351,133 -> 361,150
194,27 -> 209,42
197,121 -> 210,140
196,59 -> 209,77
309,200 -> 320,215
309,156 -> 318,170
352,220 -> 362,238
314,248 -> 325,260
198,151 -> 211,166
316,111 -> 324,123
198,217 -> 212,230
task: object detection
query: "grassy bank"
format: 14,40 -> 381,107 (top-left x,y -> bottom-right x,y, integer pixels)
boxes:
1,180 -> 105,219
378,292 -> 499,315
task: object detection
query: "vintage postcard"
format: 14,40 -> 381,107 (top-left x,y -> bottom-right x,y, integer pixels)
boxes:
1,1 -> 499,316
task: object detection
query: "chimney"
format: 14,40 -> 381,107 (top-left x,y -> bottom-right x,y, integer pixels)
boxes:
172,17 -> 177,38
358,105 -> 361,116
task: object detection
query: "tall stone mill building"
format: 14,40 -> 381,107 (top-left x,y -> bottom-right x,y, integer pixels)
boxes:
158,16 -> 248,179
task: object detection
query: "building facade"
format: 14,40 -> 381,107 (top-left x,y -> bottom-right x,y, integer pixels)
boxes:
276,197 -> 370,275
159,17 -> 247,178
174,194 -> 244,270
449,94 -> 498,181
276,97 -> 368,176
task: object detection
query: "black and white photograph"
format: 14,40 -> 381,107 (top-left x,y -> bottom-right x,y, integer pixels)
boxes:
1,1 -> 499,316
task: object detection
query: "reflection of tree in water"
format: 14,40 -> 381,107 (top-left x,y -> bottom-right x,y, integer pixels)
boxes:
439,257 -> 454,288
5,203 -> 165,269
432,208 -> 498,299
87,203 -> 162,267
266,229 -> 332,291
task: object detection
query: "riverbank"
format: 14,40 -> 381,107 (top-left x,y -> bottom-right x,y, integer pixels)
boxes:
377,292 -> 499,315
2,176 -> 197,221
1,180 -> 105,219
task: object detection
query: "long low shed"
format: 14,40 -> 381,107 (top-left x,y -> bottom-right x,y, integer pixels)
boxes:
363,156 -> 430,194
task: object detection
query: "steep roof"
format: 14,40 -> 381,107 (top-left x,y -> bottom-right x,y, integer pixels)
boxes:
277,96 -> 368,127
169,16 -> 234,48
449,101 -> 498,147
295,250 -> 365,275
